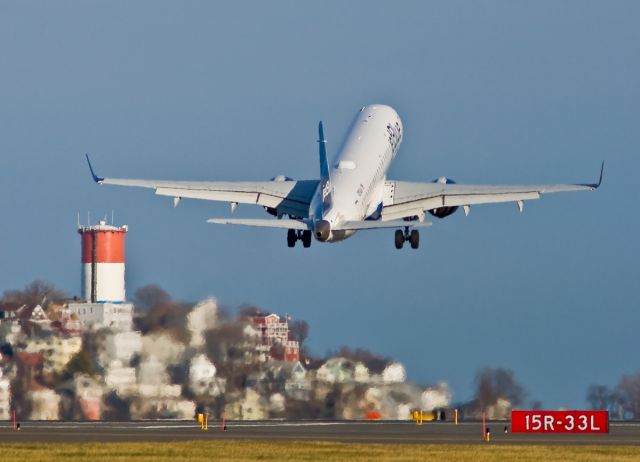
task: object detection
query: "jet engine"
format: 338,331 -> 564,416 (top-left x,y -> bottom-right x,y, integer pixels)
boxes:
428,176 -> 459,219
270,175 -> 294,182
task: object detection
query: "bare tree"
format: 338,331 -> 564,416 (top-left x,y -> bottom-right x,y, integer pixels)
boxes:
586,384 -> 611,410
238,305 -> 267,317
204,322 -> 258,392
474,368 -> 525,409
616,373 -> 640,419
2,280 -> 66,309
204,323 -> 248,369
289,319 -> 309,344
328,346 -> 390,374
138,301 -> 192,344
609,389 -> 626,420
530,400 -> 543,410
133,284 -> 171,312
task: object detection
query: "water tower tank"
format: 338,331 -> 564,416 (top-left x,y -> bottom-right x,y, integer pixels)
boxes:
78,220 -> 128,303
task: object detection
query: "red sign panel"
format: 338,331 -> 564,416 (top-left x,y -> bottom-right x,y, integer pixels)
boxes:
511,410 -> 608,433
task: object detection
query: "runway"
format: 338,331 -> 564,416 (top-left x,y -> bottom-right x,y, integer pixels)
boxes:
1,420 -> 640,445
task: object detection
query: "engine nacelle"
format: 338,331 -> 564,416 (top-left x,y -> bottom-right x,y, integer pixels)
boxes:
428,176 -> 459,219
428,206 -> 458,218
270,175 -> 294,182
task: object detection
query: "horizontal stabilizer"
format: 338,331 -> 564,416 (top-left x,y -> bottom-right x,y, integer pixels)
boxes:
207,218 -> 310,230
334,220 -> 432,231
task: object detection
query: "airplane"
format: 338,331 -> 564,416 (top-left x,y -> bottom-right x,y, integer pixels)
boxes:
85,104 -> 602,250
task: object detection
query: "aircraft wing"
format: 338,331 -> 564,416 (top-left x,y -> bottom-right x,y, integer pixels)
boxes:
206,219 -> 431,231
334,220 -> 432,230
382,163 -> 603,221
207,218 -> 310,230
86,155 -> 318,218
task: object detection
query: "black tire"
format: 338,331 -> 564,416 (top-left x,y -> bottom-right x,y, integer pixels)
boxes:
410,230 -> 419,249
394,230 -> 404,249
302,230 -> 312,248
287,229 -> 297,248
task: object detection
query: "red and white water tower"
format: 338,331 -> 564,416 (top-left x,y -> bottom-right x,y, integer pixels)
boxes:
78,220 -> 128,303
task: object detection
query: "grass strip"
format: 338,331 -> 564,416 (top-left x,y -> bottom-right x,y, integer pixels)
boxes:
1,441 -> 640,462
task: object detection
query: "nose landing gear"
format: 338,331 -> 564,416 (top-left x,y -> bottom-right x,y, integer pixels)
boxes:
287,229 -> 312,248
395,228 -> 419,250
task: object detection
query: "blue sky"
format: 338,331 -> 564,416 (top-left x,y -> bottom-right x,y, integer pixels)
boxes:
0,1 -> 638,408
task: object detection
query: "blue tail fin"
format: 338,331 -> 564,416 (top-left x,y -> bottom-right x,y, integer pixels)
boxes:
318,122 -> 333,213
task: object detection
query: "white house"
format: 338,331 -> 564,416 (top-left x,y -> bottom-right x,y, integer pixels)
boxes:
104,360 -> 137,396
137,355 -> 170,386
67,302 -> 134,331
316,358 -> 355,384
421,383 -> 451,412
24,336 -> 83,375
74,374 -> 104,420
98,331 -> 142,367
130,397 -> 195,420
0,369 -> 10,420
187,298 -> 218,347
141,333 -> 185,366
354,363 -> 371,383
381,362 -> 407,384
28,386 -> 60,420
189,354 -> 220,396
280,361 -> 311,400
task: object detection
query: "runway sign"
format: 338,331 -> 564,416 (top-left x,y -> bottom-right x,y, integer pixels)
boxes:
511,410 -> 608,433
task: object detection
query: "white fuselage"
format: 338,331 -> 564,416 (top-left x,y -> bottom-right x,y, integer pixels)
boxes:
309,104 -> 403,242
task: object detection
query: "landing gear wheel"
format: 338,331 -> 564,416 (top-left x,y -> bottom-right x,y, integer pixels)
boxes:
409,230 -> 420,249
301,230 -> 312,248
287,229 -> 297,248
394,230 -> 404,249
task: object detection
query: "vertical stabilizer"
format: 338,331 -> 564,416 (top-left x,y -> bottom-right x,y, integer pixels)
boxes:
318,122 -> 333,213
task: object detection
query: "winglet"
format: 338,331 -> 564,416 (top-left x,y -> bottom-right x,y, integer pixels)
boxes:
581,161 -> 604,190
85,154 -> 104,183
595,160 -> 604,188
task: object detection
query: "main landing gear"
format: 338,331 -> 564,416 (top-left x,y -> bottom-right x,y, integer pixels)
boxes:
395,228 -> 419,250
287,229 -> 312,248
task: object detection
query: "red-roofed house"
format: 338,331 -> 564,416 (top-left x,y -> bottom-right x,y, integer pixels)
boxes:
248,313 -> 299,362
0,303 -> 25,321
